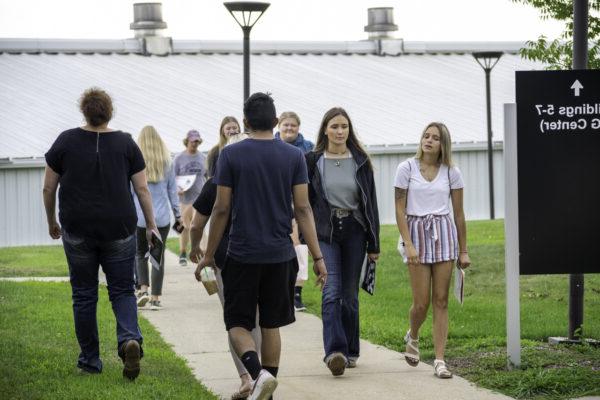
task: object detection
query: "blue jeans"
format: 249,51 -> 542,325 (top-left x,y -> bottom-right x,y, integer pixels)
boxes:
320,216 -> 366,360
62,230 -> 143,373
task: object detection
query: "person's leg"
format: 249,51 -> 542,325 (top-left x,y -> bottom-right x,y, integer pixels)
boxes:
150,226 -> 170,302
62,231 -> 102,373
339,218 -> 366,362
405,263 -> 432,362
215,267 -> 252,396
135,227 -> 150,306
99,234 -> 143,354
319,240 -> 347,359
431,261 -> 453,360
179,203 -> 194,264
222,258 -> 263,380
293,244 -> 309,311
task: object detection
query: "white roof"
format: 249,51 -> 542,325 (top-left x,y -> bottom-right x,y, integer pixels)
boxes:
0,39 -> 543,158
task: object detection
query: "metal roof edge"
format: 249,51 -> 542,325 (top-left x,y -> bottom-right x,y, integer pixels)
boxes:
0,38 -> 142,53
0,38 -> 528,55
0,142 -> 504,166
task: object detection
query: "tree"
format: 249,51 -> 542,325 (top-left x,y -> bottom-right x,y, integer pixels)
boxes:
512,0 -> 600,69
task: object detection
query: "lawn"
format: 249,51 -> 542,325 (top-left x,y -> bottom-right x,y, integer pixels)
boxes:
0,281 -> 217,400
0,245 -> 68,277
298,220 -> 600,400
2,220 -> 599,399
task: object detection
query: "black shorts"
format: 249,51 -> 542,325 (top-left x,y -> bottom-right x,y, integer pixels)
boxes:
222,256 -> 298,331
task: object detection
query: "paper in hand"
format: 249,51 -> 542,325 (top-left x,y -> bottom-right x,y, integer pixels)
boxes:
146,231 -> 164,271
176,175 -> 196,192
454,265 -> 465,305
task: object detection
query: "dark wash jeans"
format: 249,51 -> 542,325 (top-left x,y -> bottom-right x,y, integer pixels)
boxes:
320,216 -> 366,360
62,230 -> 143,373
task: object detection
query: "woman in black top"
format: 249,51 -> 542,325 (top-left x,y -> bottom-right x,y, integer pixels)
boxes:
43,87 -> 157,380
305,107 -> 380,377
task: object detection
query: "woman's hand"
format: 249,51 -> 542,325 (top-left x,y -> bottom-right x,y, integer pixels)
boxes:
458,252 -> 471,269
406,244 -> 419,265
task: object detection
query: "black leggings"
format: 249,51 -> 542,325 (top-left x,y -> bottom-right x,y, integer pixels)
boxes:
135,225 -> 170,296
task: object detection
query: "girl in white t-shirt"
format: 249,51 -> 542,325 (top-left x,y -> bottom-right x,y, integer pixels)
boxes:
394,122 -> 471,379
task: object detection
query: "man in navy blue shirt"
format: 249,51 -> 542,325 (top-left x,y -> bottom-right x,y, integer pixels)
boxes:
196,93 -> 327,399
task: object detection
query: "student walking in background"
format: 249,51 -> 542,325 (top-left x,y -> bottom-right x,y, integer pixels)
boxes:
190,133 -> 262,400
306,107 -> 380,376
206,116 -> 241,178
275,111 -> 314,311
133,125 -> 182,310
43,87 -> 155,380
196,93 -> 327,400
394,122 -> 471,379
173,129 -> 207,266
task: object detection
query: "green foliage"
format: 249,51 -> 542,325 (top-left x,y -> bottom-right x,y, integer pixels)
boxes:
512,0 -> 600,69
0,281 -> 217,399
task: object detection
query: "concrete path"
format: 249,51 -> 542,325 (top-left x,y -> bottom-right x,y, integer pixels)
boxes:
140,251 -> 512,400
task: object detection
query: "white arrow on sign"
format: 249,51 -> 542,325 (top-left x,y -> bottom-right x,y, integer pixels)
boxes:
571,79 -> 583,96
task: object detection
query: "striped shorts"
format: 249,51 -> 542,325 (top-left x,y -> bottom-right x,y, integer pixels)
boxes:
407,214 -> 458,265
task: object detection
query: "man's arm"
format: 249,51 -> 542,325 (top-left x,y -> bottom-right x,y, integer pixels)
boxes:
131,170 -> 158,243
195,185 -> 231,279
293,183 -> 327,289
42,166 -> 61,239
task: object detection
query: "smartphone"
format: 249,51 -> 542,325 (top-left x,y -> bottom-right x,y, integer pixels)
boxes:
172,220 -> 184,234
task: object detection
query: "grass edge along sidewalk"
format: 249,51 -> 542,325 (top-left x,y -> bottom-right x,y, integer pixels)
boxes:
0,281 -> 218,400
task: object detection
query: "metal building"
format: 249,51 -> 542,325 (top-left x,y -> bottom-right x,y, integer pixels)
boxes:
0,7 -> 542,246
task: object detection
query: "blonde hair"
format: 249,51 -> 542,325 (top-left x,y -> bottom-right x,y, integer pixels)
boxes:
138,126 -> 171,183
415,122 -> 454,166
217,116 -> 240,150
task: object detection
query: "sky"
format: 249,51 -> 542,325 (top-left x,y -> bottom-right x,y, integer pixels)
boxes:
0,0 -> 566,42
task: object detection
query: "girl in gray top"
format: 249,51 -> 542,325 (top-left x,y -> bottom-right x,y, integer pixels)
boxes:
173,129 -> 207,266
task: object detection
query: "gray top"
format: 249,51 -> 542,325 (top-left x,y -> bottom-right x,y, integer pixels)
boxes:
324,157 -> 359,210
173,151 -> 207,204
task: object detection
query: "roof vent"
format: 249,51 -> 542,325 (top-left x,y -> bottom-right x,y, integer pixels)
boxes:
364,7 -> 398,39
130,3 -> 167,37
130,3 -> 171,56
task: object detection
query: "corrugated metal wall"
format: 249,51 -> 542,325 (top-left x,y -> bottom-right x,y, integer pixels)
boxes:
0,146 -> 504,247
0,165 -> 56,246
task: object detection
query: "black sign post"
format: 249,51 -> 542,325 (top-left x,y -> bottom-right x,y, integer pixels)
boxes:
515,70 -> 600,276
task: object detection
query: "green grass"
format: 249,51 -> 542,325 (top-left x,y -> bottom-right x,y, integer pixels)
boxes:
300,220 -> 600,400
0,281 -> 217,400
0,245 -> 68,277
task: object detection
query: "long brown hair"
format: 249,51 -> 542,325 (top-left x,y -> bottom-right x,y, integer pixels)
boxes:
314,107 -> 372,170
415,122 -> 454,166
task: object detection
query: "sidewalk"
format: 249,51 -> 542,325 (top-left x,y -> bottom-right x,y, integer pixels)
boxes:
140,250 -> 512,400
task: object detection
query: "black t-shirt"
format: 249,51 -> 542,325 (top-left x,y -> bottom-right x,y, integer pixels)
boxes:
214,138 -> 308,263
45,128 -> 145,241
192,177 -> 229,268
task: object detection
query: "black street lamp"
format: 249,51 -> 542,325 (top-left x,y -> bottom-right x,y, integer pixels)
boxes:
224,1 -> 270,102
473,51 -> 503,220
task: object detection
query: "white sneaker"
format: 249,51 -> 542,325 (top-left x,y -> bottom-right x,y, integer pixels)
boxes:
136,292 -> 150,307
249,370 -> 278,400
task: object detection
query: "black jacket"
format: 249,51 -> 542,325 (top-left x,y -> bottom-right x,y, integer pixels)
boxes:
305,144 -> 380,253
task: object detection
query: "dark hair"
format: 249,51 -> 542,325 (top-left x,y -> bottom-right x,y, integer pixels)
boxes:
243,92 -> 277,131
314,107 -> 373,171
79,87 -> 113,126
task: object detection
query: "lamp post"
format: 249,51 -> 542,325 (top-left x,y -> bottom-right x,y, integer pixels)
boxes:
224,1 -> 270,102
473,51 -> 503,220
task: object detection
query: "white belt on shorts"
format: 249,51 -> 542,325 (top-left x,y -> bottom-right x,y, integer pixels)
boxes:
423,214 -> 440,242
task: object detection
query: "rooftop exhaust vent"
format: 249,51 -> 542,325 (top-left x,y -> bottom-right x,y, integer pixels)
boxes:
364,7 -> 398,39
130,3 -> 171,56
